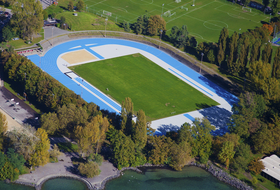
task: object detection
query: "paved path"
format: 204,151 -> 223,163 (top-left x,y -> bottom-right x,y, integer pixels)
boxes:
44,26 -> 70,40
17,150 -> 118,189
0,87 -> 39,127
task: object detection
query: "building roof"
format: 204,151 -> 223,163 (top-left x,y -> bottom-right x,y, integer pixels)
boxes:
261,154 -> 280,181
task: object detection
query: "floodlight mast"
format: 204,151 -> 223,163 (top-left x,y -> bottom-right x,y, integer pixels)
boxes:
200,52 -> 203,73
159,29 -> 163,49
192,0 -> 195,6
105,18 -> 108,37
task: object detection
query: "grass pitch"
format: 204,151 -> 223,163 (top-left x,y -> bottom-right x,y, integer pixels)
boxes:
78,0 -> 269,42
81,0 -> 269,42
71,54 -> 218,120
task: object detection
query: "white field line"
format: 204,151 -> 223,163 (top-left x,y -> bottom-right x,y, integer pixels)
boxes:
167,1 -> 216,23
73,78 -> 121,113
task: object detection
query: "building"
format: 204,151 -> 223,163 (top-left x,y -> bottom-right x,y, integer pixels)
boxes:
260,154 -> 280,186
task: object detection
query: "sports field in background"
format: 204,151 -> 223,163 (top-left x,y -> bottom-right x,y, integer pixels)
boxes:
70,54 -> 218,120
84,0 -> 269,42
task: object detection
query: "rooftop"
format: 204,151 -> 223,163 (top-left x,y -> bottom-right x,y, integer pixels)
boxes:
261,154 -> 280,181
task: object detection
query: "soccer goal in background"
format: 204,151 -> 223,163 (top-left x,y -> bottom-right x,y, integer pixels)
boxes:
175,0 -> 181,3
242,6 -> 251,12
103,10 -> 112,17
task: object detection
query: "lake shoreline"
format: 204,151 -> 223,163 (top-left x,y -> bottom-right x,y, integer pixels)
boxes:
10,162 -> 253,190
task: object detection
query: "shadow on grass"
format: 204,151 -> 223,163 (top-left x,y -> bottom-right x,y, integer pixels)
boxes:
196,103 -> 215,109
57,142 -> 79,153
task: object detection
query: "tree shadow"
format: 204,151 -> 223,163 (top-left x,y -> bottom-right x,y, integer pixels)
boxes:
196,103 -> 215,109
64,165 -> 79,175
156,124 -> 180,136
198,106 -> 232,136
199,75 -> 239,106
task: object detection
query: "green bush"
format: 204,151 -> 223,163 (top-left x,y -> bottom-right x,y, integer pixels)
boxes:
78,161 -> 100,178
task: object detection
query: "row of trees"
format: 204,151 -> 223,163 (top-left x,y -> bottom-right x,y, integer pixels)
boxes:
122,15 -> 166,36
1,51 -> 89,113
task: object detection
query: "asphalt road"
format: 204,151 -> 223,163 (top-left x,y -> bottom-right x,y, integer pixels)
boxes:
0,87 -> 39,127
44,26 -> 70,39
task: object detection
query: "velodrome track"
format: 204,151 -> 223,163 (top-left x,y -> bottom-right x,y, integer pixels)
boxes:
27,38 -> 238,135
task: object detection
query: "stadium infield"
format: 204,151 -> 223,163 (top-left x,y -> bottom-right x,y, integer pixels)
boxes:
27,38 -> 238,135
70,53 -> 218,120
83,0 -> 269,42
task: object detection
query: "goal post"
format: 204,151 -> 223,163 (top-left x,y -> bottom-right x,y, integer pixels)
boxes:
175,0 -> 181,3
163,10 -> 171,17
103,10 -> 112,16
242,6 -> 251,12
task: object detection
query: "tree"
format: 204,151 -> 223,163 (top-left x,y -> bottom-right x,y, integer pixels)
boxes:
272,0 -> 280,15
49,144 -> 61,161
231,143 -> 251,172
122,21 -> 131,32
229,92 -> 266,139
0,112 -> 8,151
217,27 -> 229,66
207,49 -> 215,64
147,136 -> 172,165
135,16 -> 144,34
263,0 -> 270,12
42,10 -> 48,20
191,118 -> 215,163
10,0 -> 44,40
29,128 -> 50,167
68,0 -> 74,11
248,158 -> 265,175
40,112 -> 60,135
272,47 -> 280,79
169,141 -> 191,171
6,148 -> 25,172
76,0 -> 84,12
250,40 -> 261,63
262,43 -> 272,63
218,141 -> 235,169
6,125 -> 38,161
78,161 -> 100,178
74,115 -> 109,157
121,97 -> 134,135
2,27 -> 13,42
227,32 -> 239,75
108,129 -> 136,169
133,110 -> 147,150
242,0 -> 250,6
147,15 -> 166,36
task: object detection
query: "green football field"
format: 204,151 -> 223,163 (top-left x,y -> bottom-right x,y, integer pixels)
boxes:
70,54 -> 218,120
83,0 -> 269,42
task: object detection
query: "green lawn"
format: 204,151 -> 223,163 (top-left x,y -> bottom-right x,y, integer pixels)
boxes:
71,54 -> 218,120
56,12 -> 123,31
82,0 -> 269,42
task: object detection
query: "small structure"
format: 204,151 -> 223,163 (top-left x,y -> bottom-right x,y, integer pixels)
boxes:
73,13 -> 78,16
260,154 -> 280,186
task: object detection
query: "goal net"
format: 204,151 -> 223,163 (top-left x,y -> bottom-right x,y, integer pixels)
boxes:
175,0 -> 181,3
242,7 -> 251,12
103,10 -> 112,16
169,12 -> 176,17
181,6 -> 188,11
163,10 -> 171,17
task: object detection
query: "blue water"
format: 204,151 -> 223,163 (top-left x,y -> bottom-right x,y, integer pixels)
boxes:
105,166 -> 237,190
